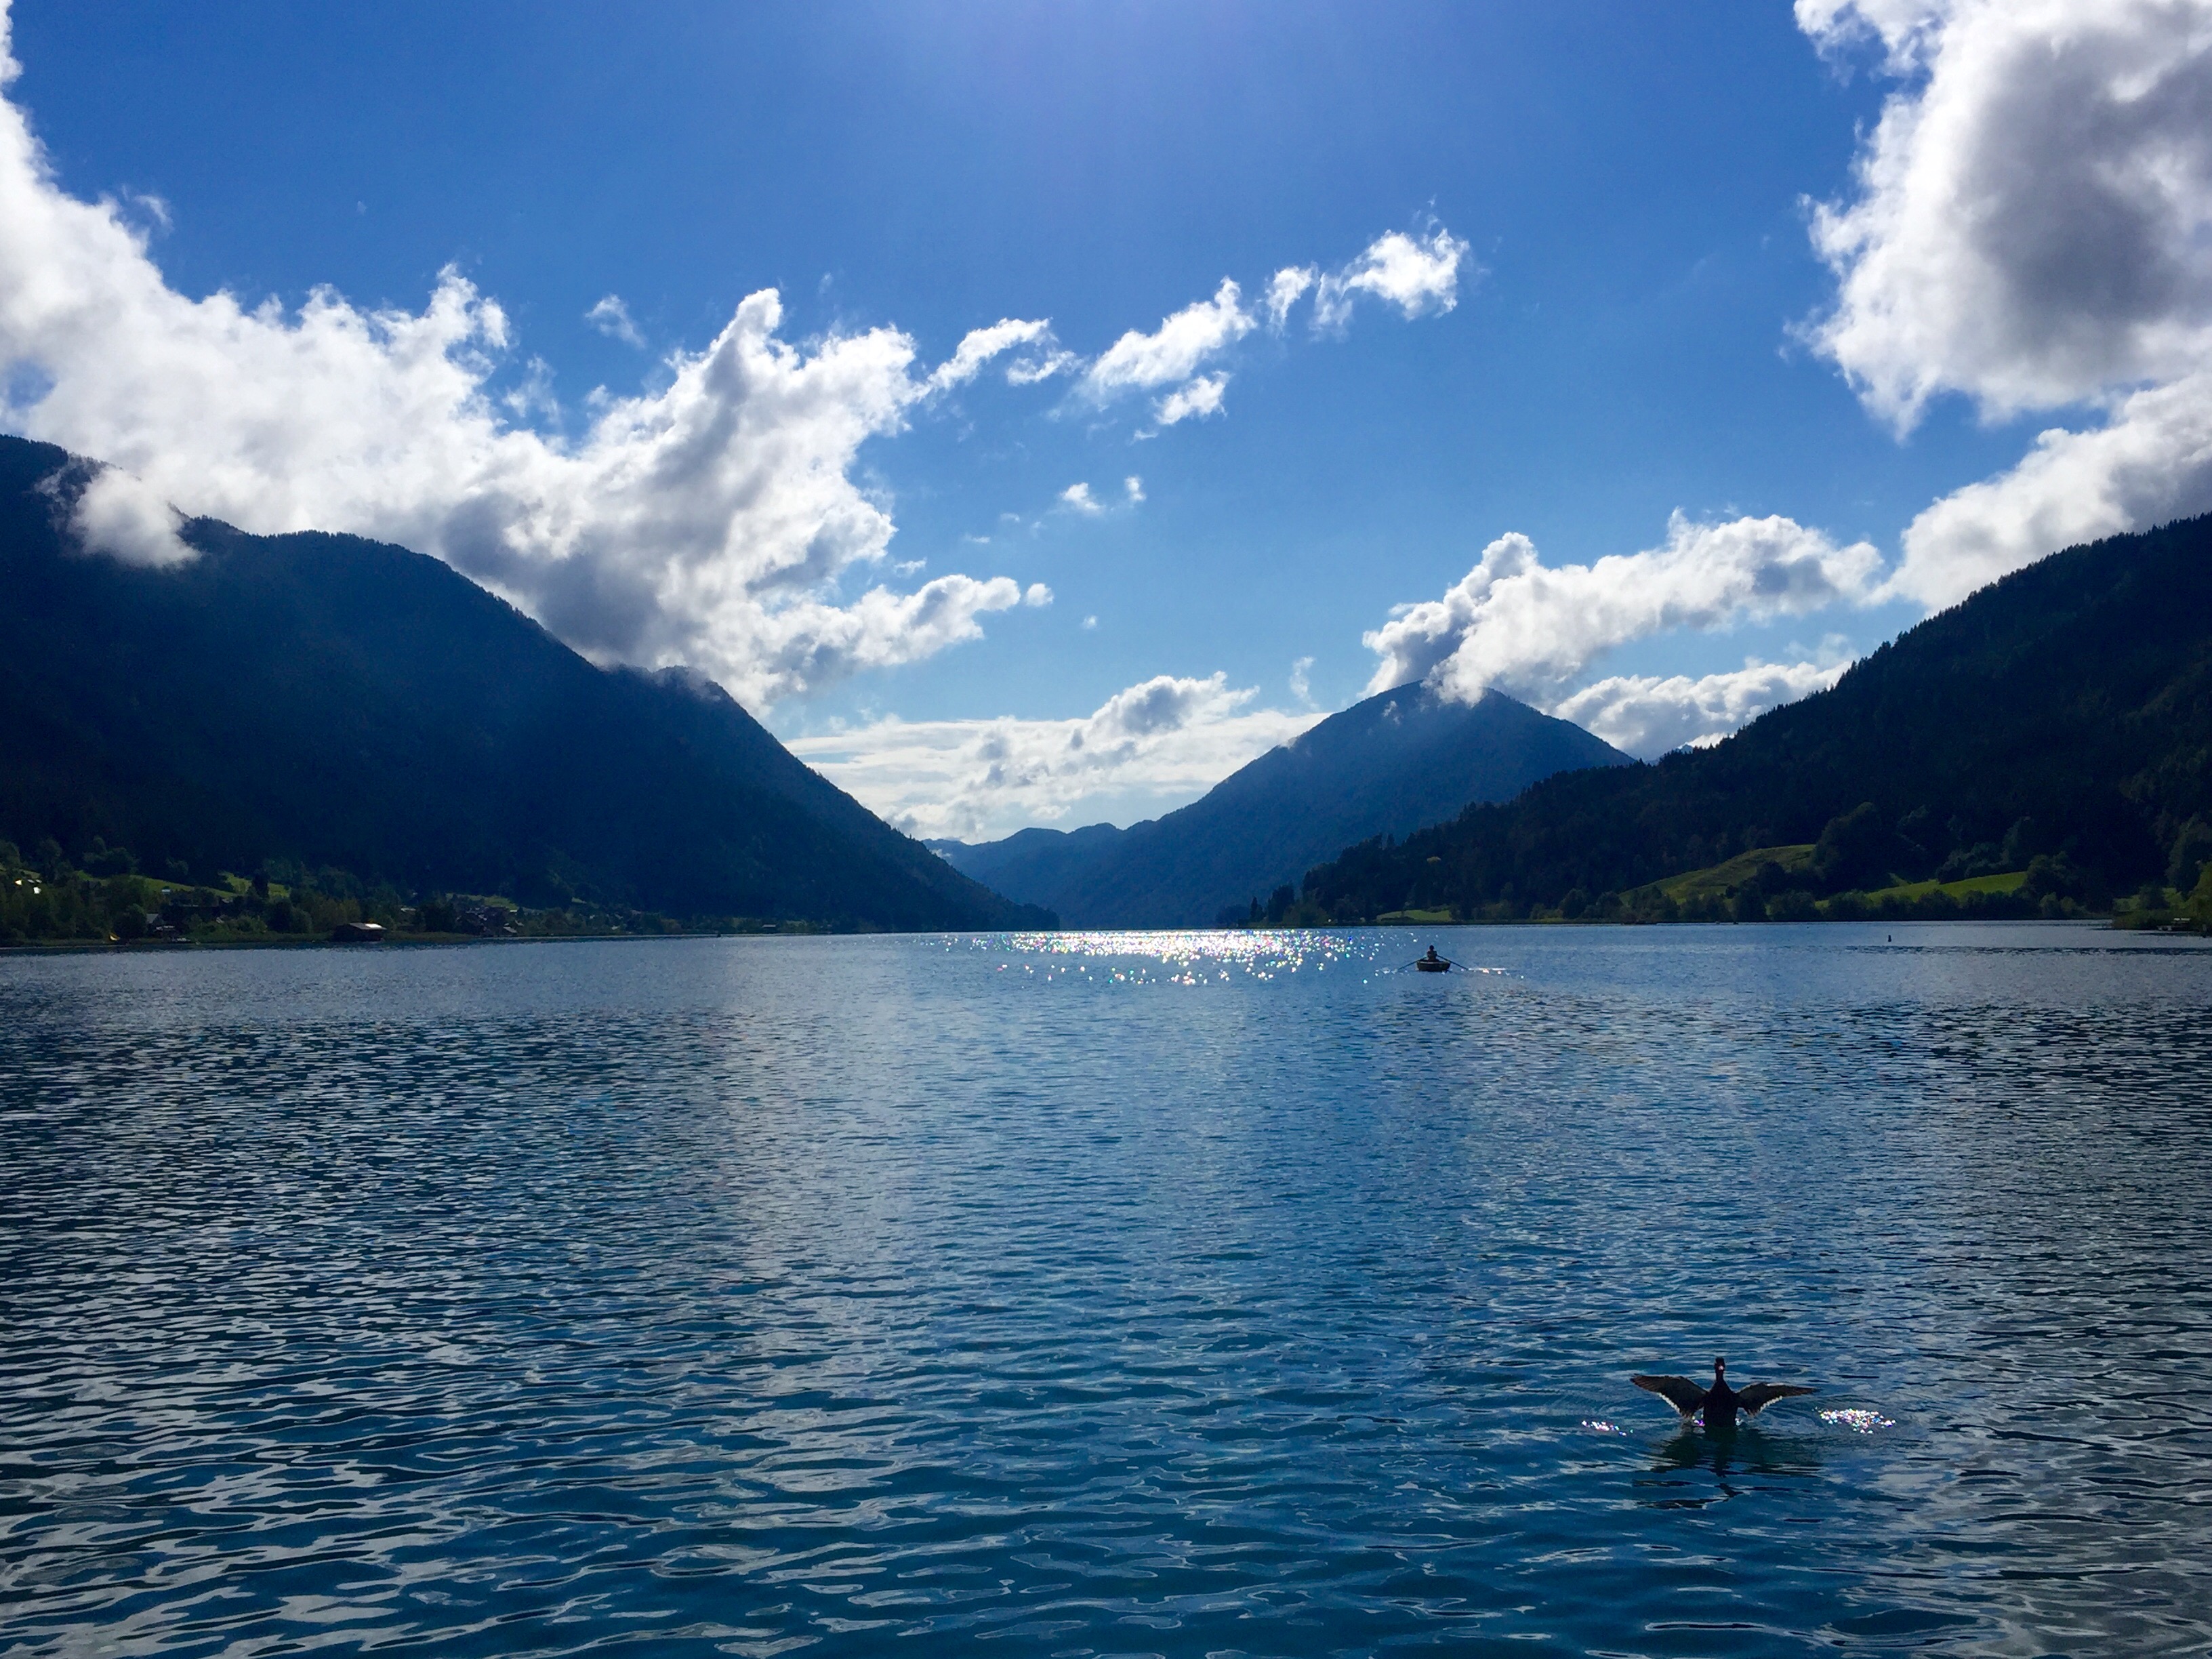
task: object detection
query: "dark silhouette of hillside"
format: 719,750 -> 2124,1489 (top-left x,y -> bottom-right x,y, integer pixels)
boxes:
1292,514 -> 2212,921
935,683 -> 1629,926
0,435 -> 1051,930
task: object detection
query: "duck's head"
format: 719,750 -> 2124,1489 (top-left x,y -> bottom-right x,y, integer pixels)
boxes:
1713,1356 -> 1727,1378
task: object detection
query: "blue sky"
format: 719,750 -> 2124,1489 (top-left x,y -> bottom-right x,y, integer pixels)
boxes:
5,1 -> 2209,836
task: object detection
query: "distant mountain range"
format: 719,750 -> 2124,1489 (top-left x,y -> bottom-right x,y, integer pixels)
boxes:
0,436 -> 1050,930
1293,513 -> 2212,920
26,425 -> 2192,941
933,683 -> 1629,926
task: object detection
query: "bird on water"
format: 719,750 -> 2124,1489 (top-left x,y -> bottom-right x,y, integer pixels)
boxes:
1632,1357 -> 1814,1427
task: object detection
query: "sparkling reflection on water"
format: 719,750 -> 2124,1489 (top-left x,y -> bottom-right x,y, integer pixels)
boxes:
3,922 -> 2210,1656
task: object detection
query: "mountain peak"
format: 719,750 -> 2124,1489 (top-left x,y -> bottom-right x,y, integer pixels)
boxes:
0,434 -> 1050,930
940,681 -> 1626,925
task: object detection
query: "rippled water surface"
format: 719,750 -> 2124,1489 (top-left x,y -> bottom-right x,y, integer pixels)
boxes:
5,923 -> 2211,1656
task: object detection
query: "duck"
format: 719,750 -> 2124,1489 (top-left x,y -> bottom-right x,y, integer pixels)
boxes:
1632,1357 -> 1814,1427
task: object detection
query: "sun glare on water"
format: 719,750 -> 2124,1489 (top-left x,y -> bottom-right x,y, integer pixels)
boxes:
952,927 -> 1509,985
1820,1408 -> 1897,1434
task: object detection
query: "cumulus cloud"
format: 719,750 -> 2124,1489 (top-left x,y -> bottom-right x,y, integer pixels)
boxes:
1084,279 -> 1254,396
1123,474 -> 1144,504
1311,227 -> 1471,331
0,0 -> 1481,718
788,672 -> 1322,840
1551,657 -> 1850,757
1897,368 -> 2212,602
1800,0 -> 2212,604
584,294 -> 644,348
1363,515 -> 1883,705
0,1 -> 1061,707
57,464 -> 192,567
1153,373 -> 1227,426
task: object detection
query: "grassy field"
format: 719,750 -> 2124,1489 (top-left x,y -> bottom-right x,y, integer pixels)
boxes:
1250,855 -> 2039,930
1622,847 -> 2030,915
1635,844 -> 1816,905
1860,869 -> 2028,902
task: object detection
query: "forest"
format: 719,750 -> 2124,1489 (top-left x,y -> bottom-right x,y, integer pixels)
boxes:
1273,514 -> 2212,928
0,836 -> 807,946
0,436 -> 1049,936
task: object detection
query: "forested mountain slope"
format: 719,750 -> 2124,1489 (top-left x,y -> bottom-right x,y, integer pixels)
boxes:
0,435 -> 1050,930
937,683 -> 1628,926
1293,514 -> 2212,921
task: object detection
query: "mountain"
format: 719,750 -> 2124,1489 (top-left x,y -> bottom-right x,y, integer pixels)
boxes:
935,683 -> 1630,926
0,436 -> 1051,930
1292,512 -> 2212,921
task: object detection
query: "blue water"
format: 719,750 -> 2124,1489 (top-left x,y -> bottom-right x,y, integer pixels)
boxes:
3,922 -> 2211,1656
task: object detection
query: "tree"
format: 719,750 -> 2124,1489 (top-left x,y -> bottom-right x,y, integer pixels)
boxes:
1811,803 -> 1890,893
2167,817 -> 2212,891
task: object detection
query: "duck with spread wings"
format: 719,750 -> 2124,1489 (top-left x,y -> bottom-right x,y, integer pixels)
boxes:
1632,1357 -> 1814,1428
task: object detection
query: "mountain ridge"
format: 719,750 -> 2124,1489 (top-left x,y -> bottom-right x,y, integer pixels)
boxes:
936,682 -> 1629,926
1290,512 -> 2212,921
0,434 -> 1052,930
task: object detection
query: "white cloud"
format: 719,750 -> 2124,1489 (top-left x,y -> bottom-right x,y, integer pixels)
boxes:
0,0 -> 1483,720
1551,657 -> 1850,757
1364,515 -> 1883,704
584,294 -> 644,348
1073,229 -> 1471,428
0,0 -> 1495,760
1153,373 -> 1227,426
0,1 -> 1052,708
1795,0 -> 1949,68
1288,655 -> 1314,705
57,464 -> 191,567
1006,350 -> 1080,386
927,316 -> 1065,391
1896,367 -> 2212,604
1078,278 -> 1254,430
1803,0 -> 2212,426
1057,477 -> 1145,516
1801,0 -> 2212,604
1265,266 -> 1316,330
788,672 -> 1323,840
121,188 -> 170,234
1084,279 -> 1254,396
1312,227 -> 1471,331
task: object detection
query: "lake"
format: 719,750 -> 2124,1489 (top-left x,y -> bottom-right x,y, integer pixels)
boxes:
3,922 -> 2210,1656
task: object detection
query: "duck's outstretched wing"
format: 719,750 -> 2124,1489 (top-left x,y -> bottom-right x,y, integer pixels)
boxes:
1737,1383 -> 1816,1415
1631,1374 -> 1706,1415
